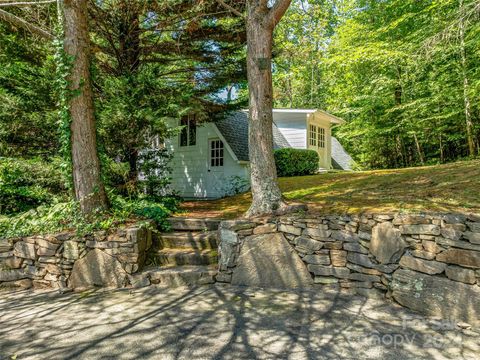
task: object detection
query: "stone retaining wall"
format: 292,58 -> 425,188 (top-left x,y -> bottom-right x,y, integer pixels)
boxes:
0,222 -> 153,291
217,213 -> 480,324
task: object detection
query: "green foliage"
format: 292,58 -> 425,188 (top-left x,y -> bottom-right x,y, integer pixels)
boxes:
0,193 -> 180,239
96,74 -> 178,169
0,23 -> 57,157
137,148 -> 175,201
222,175 -> 250,196
274,0 -> 480,169
92,0 -> 247,192
274,148 -> 319,177
0,155 -> 179,237
273,0 -> 339,108
109,195 -> 180,231
0,157 -> 67,215
53,22 -> 75,189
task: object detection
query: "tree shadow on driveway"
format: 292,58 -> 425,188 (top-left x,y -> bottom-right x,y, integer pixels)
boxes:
0,285 -> 478,359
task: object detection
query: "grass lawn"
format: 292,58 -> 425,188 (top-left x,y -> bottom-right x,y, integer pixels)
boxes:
179,159 -> 480,219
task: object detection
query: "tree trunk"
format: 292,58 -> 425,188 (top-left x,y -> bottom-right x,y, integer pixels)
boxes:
413,132 -> 425,165
63,0 -> 108,215
439,133 -> 444,163
245,0 -> 291,217
128,148 -> 138,183
287,76 -> 293,108
118,3 -> 141,74
459,0 -> 475,156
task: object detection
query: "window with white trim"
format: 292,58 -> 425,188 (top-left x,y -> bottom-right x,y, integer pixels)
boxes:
210,139 -> 224,167
309,125 -> 317,146
318,127 -> 325,148
180,114 -> 196,147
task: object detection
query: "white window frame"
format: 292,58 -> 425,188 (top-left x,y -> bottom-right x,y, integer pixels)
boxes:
318,127 -> 325,148
179,114 -> 197,147
209,139 -> 224,167
309,124 -> 317,146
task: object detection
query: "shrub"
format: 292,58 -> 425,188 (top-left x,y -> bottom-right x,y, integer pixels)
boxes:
0,153 -> 180,237
0,157 -> 68,214
274,148 -> 319,177
0,194 -> 181,239
138,147 -> 175,201
222,175 -> 250,196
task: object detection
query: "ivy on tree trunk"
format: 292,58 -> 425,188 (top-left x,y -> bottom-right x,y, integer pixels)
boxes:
62,0 -> 108,215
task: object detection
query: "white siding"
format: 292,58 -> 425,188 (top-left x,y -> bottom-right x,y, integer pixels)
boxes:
273,113 -> 307,149
166,122 -> 249,199
273,111 -> 334,170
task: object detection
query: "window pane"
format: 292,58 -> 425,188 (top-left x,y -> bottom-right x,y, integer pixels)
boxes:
210,139 -> 224,167
318,128 -> 325,148
180,127 -> 188,146
309,125 -> 317,146
189,117 -> 196,146
180,116 -> 188,147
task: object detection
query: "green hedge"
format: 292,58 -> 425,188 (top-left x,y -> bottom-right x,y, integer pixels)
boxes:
274,148 -> 319,177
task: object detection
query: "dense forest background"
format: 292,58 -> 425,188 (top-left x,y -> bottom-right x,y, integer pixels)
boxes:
1,0 -> 479,171
273,0 -> 480,168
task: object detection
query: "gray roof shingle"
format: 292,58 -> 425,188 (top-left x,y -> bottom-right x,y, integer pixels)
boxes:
214,111 -> 291,162
214,111 -> 354,170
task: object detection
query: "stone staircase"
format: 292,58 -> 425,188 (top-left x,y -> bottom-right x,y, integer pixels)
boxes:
141,218 -> 222,287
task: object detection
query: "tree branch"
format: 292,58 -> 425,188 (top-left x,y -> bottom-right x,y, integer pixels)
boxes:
0,8 -> 54,39
267,0 -> 291,27
0,0 -> 56,7
215,0 -> 244,18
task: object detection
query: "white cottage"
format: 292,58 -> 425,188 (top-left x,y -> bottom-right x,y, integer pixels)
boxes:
165,109 -> 353,199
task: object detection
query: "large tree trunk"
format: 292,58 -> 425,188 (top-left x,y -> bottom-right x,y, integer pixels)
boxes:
63,0 -> 108,215
245,1 -> 287,217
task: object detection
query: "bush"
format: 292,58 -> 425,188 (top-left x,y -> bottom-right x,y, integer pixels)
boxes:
222,175 -> 250,196
0,154 -> 180,237
0,157 -> 68,214
138,147 -> 175,201
274,148 -> 319,177
0,193 -> 181,239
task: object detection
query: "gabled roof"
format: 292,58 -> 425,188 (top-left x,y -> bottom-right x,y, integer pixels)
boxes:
214,111 -> 291,162
272,108 -> 345,124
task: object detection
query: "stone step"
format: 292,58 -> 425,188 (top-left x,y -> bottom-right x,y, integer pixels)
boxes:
146,265 -> 217,287
152,249 -> 218,266
167,218 -> 222,232
157,231 -> 218,250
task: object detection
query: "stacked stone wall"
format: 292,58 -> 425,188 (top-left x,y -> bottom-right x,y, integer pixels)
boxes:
0,223 -> 153,291
217,213 -> 480,324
